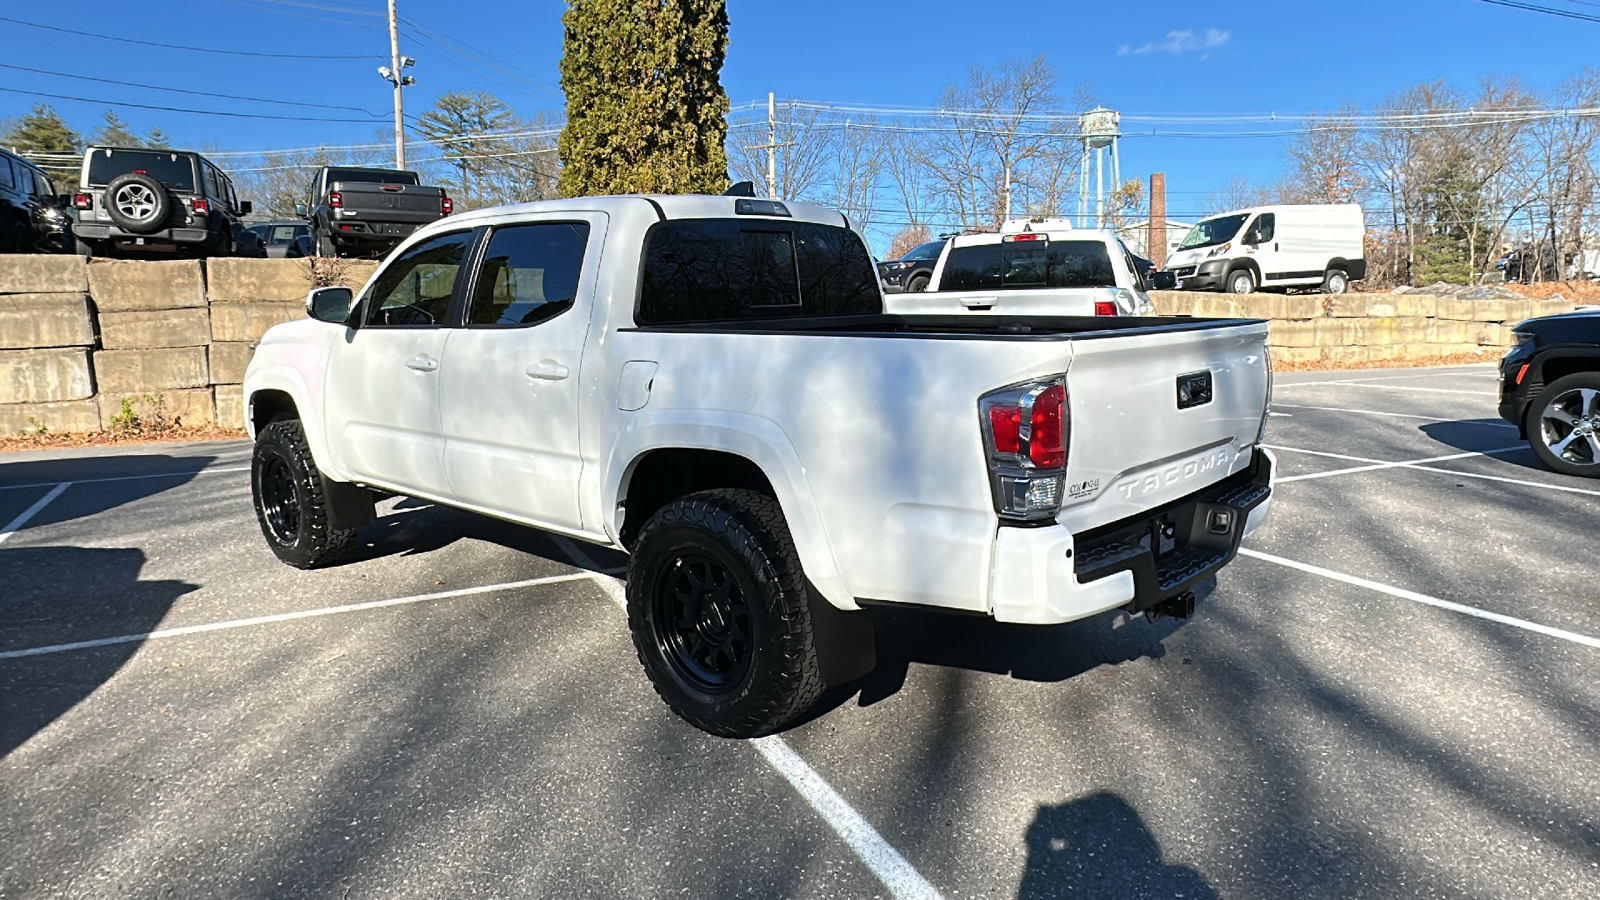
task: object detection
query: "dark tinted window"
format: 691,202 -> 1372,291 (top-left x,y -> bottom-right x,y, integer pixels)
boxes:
0,155 -> 14,190
365,231 -> 474,327
327,168 -> 419,186
1246,213 -> 1276,244
87,149 -> 197,192
467,222 -> 590,327
941,240 -> 1117,290
899,240 -> 946,261
638,220 -> 880,325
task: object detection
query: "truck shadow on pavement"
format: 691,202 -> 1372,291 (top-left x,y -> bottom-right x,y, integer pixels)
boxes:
0,547 -> 197,758
849,582 -> 1209,709
1417,420 -> 1551,474
1017,791 -> 1217,899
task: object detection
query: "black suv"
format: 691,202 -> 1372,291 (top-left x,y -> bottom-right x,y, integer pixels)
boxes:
876,239 -> 946,293
1498,308 -> 1600,478
0,147 -> 74,254
70,146 -> 253,258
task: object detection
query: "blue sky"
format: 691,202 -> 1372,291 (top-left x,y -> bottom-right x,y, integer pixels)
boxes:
1,0 -> 1593,223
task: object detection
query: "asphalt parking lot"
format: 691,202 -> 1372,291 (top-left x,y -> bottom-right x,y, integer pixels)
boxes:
3,362 -> 1598,899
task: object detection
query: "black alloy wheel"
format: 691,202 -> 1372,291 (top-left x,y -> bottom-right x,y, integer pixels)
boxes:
653,551 -> 757,693
257,453 -> 301,544
250,418 -> 357,567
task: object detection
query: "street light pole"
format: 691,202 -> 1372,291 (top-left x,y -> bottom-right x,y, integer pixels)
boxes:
387,0 -> 404,170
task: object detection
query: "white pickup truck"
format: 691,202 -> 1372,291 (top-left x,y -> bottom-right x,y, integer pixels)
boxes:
243,194 -> 1276,737
884,219 -> 1161,317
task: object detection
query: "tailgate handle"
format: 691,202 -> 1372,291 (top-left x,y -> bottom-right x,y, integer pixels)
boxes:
1177,371 -> 1213,409
960,295 -> 997,309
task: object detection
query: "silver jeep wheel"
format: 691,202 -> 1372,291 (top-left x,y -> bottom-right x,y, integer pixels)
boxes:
1540,386 -> 1600,467
115,183 -> 157,222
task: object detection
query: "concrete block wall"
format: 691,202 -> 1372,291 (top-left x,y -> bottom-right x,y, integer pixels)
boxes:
0,255 -> 378,435
1148,291 -> 1578,365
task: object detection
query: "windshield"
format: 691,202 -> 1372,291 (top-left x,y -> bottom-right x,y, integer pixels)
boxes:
898,240 -> 946,261
326,168 -> 419,186
86,149 -> 197,192
1178,214 -> 1247,250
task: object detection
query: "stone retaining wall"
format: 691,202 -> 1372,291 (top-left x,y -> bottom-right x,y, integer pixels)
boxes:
0,255 -> 375,435
0,255 -> 1585,436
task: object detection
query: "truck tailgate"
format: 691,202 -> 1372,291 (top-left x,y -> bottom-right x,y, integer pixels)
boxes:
1059,320 -> 1270,529
886,286 -> 1115,316
334,182 -> 443,221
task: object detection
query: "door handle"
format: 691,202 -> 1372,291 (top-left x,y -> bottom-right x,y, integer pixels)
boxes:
405,354 -> 438,372
525,361 -> 570,381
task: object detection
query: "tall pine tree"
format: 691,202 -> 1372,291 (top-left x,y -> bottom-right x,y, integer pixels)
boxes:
5,104 -> 80,182
557,0 -> 730,196
93,111 -> 138,147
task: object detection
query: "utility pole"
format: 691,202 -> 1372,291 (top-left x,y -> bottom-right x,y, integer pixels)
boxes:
378,0 -> 415,170
745,92 -> 795,200
1002,157 -> 1012,222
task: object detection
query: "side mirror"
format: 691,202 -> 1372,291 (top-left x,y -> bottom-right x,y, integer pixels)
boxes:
240,200 -> 254,215
1151,271 -> 1177,291
295,203 -> 308,218
306,286 -> 354,325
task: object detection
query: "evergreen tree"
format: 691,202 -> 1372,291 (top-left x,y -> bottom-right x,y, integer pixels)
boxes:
418,91 -> 514,207
557,0 -> 730,196
5,104 -> 80,182
144,127 -> 173,150
93,110 -> 139,147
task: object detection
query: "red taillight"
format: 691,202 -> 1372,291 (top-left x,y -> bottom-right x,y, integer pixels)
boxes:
1094,301 -> 1116,316
329,191 -> 342,209
72,193 -> 92,210
441,195 -> 453,216
1028,385 -> 1065,468
190,198 -> 209,215
989,406 -> 1021,454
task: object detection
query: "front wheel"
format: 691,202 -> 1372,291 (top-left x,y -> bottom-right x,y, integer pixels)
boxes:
1226,268 -> 1256,294
251,419 -> 358,567
1527,373 -> 1600,478
905,273 -> 930,293
626,489 -> 825,738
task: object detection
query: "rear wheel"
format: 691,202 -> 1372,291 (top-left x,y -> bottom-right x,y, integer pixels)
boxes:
1527,373 -> 1600,478
1226,268 -> 1256,294
251,419 -> 357,567
906,273 -> 930,293
627,489 -> 825,737
1322,269 -> 1350,294
314,228 -> 338,258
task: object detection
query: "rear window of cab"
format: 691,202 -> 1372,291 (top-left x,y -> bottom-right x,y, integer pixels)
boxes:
941,239 -> 1117,291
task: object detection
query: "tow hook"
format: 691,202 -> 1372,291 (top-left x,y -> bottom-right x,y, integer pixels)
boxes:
1144,591 -> 1197,623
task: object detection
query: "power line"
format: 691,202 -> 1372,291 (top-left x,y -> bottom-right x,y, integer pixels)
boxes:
0,14 -> 384,59
1473,0 -> 1600,22
216,0 -> 382,25
0,86 -> 394,124
398,18 -> 563,103
0,62 -> 388,117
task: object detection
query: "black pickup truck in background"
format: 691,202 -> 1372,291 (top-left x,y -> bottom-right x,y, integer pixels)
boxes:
301,166 -> 451,258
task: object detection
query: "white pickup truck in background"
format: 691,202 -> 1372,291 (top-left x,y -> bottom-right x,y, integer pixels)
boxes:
884,218 -> 1161,317
243,194 -> 1275,737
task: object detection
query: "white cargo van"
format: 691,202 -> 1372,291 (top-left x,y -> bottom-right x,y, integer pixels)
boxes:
1164,203 -> 1365,294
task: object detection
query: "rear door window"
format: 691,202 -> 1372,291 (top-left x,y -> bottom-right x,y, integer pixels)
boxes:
466,222 -> 591,327
86,150 -> 196,192
638,219 -> 878,325
0,155 -> 14,190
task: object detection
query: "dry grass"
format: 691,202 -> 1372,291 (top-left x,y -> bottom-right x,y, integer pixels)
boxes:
1272,351 -> 1499,373
0,426 -> 247,454
1497,281 -> 1600,305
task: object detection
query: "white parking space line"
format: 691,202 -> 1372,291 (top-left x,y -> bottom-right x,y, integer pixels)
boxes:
1271,402 -> 1517,427
0,573 -> 592,661
1278,382 -> 1493,396
0,482 -> 71,547
1265,443 -> 1600,495
0,465 -> 249,492
1267,444 -> 1526,483
549,536 -> 945,900
1240,548 -> 1600,651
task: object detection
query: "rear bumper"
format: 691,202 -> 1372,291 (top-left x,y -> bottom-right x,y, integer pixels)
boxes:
74,223 -> 212,245
990,447 -> 1275,624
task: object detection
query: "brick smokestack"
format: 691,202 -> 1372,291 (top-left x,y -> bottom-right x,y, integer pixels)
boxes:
1149,173 -> 1167,269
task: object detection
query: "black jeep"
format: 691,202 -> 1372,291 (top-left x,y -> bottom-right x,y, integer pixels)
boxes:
70,147 -> 254,258
1499,307 -> 1600,478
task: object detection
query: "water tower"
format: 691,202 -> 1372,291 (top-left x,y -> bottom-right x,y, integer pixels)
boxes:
1076,107 -> 1121,228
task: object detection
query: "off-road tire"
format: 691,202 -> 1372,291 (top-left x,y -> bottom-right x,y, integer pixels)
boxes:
627,489 -> 824,738
314,228 -> 338,259
1526,372 -> 1600,478
1226,267 -> 1256,294
906,273 -> 930,293
103,172 -> 171,234
1322,269 -> 1350,295
251,419 -> 357,567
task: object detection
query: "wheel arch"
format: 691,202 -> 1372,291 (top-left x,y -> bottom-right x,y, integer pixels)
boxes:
244,368 -> 338,479
605,417 -> 853,610
1223,259 -> 1260,290
1529,348 -> 1600,398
